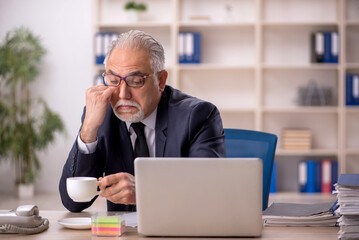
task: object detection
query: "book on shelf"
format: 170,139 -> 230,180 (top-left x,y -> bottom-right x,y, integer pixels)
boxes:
298,159 -> 338,193
335,174 -> 359,240
311,32 -> 324,63
282,129 -> 312,150
262,201 -> 338,227
331,160 -> 338,191
298,161 -> 307,192
323,31 -> 339,63
282,129 -> 312,136
310,31 -> 338,64
178,32 -> 201,64
346,74 -> 359,106
322,159 -> 332,193
94,32 -> 118,65
282,143 -> 312,150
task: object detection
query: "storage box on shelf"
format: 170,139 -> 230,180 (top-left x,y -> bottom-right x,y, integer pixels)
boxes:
92,0 -> 359,192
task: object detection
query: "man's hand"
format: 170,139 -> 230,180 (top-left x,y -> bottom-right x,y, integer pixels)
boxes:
99,173 -> 136,205
80,85 -> 116,143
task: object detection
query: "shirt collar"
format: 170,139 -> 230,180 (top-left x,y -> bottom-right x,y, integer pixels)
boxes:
125,107 -> 157,132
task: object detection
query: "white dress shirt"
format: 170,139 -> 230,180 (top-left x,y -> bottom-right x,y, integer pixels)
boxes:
77,108 -> 157,157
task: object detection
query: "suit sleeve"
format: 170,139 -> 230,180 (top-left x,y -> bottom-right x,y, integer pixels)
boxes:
59,108 -> 105,212
187,102 -> 226,157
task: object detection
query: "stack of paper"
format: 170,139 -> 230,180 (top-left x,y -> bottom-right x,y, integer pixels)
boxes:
262,201 -> 338,227
282,129 -> 312,150
335,174 -> 359,239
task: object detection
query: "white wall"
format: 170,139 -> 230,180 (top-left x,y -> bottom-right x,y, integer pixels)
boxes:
0,0 -> 93,193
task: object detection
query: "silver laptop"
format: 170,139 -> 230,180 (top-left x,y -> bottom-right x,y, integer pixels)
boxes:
134,157 -> 263,237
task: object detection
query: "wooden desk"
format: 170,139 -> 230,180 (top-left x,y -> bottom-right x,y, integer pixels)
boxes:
2,211 -> 339,240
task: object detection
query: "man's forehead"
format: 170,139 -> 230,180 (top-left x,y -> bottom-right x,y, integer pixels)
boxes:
108,69 -> 144,76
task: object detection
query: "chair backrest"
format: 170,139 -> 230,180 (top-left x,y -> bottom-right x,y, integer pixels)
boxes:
224,128 -> 278,211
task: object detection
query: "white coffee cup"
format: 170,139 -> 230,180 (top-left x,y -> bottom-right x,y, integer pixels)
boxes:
66,177 -> 101,202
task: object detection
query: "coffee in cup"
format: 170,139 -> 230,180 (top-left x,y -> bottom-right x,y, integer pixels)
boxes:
66,177 -> 101,202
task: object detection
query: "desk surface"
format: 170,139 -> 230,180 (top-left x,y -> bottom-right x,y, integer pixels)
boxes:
1,210 -> 339,240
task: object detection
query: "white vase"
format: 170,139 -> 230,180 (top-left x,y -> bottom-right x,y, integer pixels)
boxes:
126,10 -> 140,22
17,183 -> 34,199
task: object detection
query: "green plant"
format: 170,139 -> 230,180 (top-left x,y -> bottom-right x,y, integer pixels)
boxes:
124,1 -> 147,11
0,27 -> 65,184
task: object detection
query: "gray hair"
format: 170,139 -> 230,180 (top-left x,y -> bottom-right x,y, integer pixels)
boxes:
104,30 -> 165,73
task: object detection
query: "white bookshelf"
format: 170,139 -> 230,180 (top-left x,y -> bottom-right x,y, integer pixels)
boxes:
93,0 -> 359,192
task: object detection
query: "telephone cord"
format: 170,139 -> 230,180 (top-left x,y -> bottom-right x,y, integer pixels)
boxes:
0,218 -> 49,234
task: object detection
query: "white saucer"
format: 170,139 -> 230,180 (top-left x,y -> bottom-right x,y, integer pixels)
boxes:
58,217 -> 91,229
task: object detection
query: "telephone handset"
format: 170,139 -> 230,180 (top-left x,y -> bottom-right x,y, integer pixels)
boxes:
0,205 -> 49,234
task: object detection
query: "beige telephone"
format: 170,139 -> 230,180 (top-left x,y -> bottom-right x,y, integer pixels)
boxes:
0,205 -> 49,234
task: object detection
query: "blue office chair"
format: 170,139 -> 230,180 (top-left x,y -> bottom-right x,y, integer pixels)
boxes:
224,128 -> 278,211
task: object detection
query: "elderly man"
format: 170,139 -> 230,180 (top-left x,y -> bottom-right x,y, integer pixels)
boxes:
59,30 -> 225,212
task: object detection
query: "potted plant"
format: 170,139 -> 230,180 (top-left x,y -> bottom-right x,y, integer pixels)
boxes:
0,27 -> 65,199
124,1 -> 147,22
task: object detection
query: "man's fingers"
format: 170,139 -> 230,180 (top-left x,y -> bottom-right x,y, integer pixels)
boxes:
101,184 -> 136,204
88,85 -> 112,98
86,84 -> 107,94
102,86 -> 116,100
99,173 -> 128,189
107,191 -> 134,204
98,173 -> 136,204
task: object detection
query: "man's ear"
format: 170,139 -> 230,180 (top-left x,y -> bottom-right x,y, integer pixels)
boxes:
157,70 -> 168,92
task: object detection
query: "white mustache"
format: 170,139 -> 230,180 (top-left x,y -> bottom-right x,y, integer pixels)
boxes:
114,100 -> 141,112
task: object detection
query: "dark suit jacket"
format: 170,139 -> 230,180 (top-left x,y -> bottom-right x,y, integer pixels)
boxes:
59,86 -> 226,212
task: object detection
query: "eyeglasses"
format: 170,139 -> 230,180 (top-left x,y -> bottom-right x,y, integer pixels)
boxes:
102,72 -> 154,88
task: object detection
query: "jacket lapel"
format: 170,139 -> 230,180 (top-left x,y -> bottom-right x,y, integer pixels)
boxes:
155,89 -> 168,157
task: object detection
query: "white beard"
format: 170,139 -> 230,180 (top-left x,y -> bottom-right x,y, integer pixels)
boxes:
112,100 -> 145,123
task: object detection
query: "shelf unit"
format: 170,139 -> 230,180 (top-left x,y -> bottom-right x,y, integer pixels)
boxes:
93,0 -> 359,191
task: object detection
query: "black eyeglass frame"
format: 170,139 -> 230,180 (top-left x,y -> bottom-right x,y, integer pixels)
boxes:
102,72 -> 154,88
